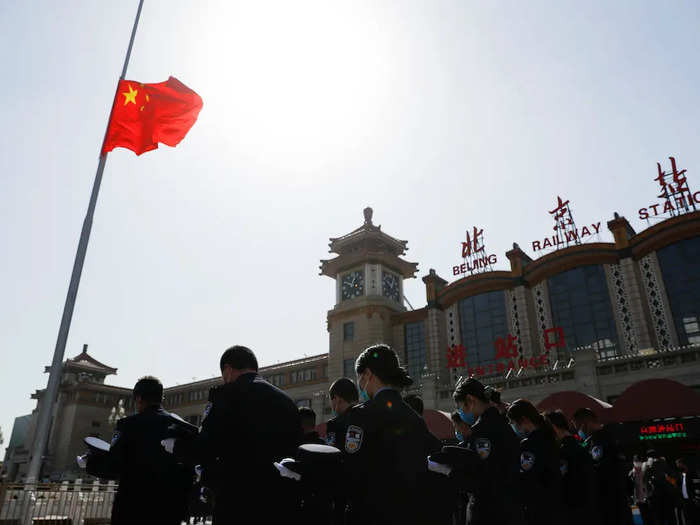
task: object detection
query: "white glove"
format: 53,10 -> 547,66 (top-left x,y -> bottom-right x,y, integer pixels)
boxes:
273,459 -> 302,481
76,455 -> 88,469
427,459 -> 452,477
160,438 -> 175,454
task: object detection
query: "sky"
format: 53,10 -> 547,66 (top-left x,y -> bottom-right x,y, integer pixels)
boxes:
1,0 -> 700,455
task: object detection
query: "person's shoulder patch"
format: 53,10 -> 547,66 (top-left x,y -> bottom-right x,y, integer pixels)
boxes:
560,459 -> 569,476
110,431 -> 121,447
202,402 -> 212,420
591,445 -> 604,461
326,432 -> 336,446
474,437 -> 492,460
521,451 -> 536,471
345,425 -> 363,454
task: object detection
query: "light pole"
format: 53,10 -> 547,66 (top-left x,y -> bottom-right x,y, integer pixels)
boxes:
107,400 -> 126,428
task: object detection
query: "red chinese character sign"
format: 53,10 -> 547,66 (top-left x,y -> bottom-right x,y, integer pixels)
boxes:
639,156 -> 699,220
492,332 -> 552,372
453,226 -> 497,276
461,227 -> 485,257
544,326 -> 566,351
531,197 -> 601,253
447,329 -> 562,377
494,334 -> 519,359
447,344 -> 466,368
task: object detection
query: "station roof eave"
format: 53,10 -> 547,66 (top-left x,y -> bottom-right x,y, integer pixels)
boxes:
61,348 -> 118,376
437,271 -> 514,308
320,251 -> 419,279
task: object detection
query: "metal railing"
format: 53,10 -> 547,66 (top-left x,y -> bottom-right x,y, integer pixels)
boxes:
0,480 -> 116,525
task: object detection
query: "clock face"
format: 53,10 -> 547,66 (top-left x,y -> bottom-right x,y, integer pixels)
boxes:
341,270 -> 365,300
382,272 -> 401,302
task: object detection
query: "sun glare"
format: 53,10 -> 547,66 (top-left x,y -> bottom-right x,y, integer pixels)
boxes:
197,2 -> 395,173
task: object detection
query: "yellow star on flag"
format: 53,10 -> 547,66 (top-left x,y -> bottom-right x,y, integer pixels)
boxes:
122,84 -> 138,106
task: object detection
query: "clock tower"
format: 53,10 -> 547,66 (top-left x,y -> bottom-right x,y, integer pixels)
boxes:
320,207 -> 419,382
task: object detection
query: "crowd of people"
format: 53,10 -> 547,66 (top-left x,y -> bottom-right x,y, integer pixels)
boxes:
80,343 -> 700,525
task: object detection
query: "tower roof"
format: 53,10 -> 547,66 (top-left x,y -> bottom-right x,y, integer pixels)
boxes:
320,207 -> 419,278
48,344 -> 117,376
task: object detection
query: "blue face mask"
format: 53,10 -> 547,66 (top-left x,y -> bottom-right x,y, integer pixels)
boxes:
577,430 -> 587,441
455,431 -> 464,442
510,423 -> 527,439
358,375 -> 370,403
458,407 -> 476,425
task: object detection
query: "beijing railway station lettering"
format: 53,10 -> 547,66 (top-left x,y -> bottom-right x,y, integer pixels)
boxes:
639,156 -> 699,220
452,226 -> 498,276
530,195 -> 602,253
446,156 -> 696,275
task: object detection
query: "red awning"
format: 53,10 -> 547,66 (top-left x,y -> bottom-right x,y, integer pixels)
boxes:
536,390 -> 612,422
606,378 -> 700,422
424,409 -> 456,440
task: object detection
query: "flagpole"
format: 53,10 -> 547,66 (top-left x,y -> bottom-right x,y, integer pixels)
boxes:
26,0 -> 145,483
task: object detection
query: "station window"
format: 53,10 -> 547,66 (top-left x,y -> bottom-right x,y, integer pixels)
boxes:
458,290 -> 508,369
296,399 -> 311,408
405,321 -> 426,381
657,236 -> 700,345
343,322 -> 354,342
548,264 -> 619,360
343,358 -> 355,379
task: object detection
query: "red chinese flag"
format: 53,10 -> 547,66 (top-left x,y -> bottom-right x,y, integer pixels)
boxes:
102,76 -> 203,156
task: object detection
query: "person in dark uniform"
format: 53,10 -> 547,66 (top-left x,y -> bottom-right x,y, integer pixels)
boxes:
84,376 -> 196,525
403,394 -> 424,416
299,407 -> 325,444
342,344 -> 433,525
325,377 -> 358,524
452,377 -> 523,525
507,400 -> 563,525
545,410 -> 597,525
169,345 -> 302,525
325,377 -> 358,451
403,393 -> 453,525
574,407 -> 634,525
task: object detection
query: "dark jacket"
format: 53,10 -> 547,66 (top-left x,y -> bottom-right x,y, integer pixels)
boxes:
560,435 -> 597,524
518,427 -> 563,525
585,425 -> 633,525
342,388 -> 433,525
176,372 -> 301,524
302,430 -> 325,445
325,409 -> 352,450
86,406 -> 195,525
464,406 -> 523,525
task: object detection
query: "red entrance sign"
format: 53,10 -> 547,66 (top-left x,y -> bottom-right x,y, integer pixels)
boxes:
447,328 -> 563,376
544,326 -> 566,350
494,334 -> 519,360
640,422 -> 685,434
447,344 -> 466,368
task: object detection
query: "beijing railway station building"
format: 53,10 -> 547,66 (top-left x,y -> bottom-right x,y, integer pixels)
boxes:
5,204 -> 700,480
